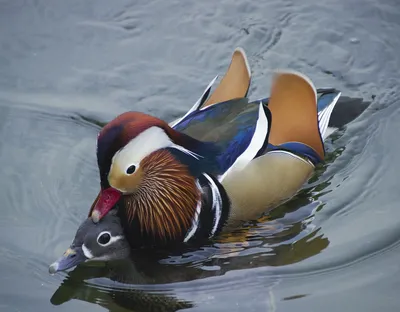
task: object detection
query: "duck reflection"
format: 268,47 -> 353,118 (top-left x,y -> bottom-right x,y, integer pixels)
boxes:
50,259 -> 195,311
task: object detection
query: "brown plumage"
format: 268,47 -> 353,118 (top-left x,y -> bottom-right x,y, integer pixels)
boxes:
121,149 -> 201,241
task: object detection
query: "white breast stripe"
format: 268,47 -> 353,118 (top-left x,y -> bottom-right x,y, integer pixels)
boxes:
219,102 -> 269,181
184,178 -> 202,243
203,173 -> 222,237
183,200 -> 202,243
170,75 -> 219,127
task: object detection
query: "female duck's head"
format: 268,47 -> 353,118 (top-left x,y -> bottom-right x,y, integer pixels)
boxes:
49,210 -> 130,274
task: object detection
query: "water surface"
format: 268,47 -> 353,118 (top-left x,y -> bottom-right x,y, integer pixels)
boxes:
1,0 -> 400,311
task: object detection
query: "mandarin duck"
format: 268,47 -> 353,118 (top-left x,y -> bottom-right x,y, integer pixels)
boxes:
50,48 -> 369,272
49,210 -> 129,273
88,48 -> 340,247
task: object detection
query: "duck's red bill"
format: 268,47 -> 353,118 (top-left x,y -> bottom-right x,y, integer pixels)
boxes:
91,187 -> 121,222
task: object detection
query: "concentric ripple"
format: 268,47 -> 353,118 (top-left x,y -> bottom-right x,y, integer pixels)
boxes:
0,103 -> 100,280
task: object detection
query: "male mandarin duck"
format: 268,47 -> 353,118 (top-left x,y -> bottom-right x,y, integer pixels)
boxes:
87,48 -> 340,246
50,48 -> 369,273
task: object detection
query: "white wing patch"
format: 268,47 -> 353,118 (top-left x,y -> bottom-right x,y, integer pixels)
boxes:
219,102 -> 269,181
318,92 -> 341,140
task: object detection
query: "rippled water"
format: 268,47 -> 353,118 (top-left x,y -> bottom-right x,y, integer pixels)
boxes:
1,0 -> 400,311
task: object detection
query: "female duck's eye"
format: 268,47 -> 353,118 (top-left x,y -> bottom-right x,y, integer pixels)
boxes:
126,165 -> 136,175
97,232 -> 111,245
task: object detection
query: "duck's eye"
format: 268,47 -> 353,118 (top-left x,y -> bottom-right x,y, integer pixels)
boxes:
126,165 -> 136,175
97,232 -> 111,246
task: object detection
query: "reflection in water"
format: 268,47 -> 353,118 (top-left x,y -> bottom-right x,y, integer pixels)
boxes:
51,261 -> 195,311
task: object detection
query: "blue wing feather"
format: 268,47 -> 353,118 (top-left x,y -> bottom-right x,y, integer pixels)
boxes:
173,98 -> 267,176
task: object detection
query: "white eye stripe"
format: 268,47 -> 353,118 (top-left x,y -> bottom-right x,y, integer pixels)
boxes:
111,127 -> 173,174
82,233 -> 124,260
82,244 -> 93,259
109,235 -> 124,244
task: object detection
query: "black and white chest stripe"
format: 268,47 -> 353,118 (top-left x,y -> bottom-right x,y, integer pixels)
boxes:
183,173 -> 230,243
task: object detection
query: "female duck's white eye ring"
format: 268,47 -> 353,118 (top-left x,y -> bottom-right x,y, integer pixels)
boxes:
126,164 -> 136,175
97,231 -> 111,246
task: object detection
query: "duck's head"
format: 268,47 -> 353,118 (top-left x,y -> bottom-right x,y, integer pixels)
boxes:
49,210 -> 130,273
89,112 -> 217,244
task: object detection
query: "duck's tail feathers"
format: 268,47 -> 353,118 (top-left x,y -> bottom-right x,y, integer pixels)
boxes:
315,88 -> 371,139
316,90 -> 341,140
267,70 -> 325,161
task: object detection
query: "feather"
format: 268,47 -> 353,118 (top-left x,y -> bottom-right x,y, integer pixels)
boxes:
120,149 -> 201,243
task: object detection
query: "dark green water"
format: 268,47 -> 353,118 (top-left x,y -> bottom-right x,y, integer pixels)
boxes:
1,0 -> 400,311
